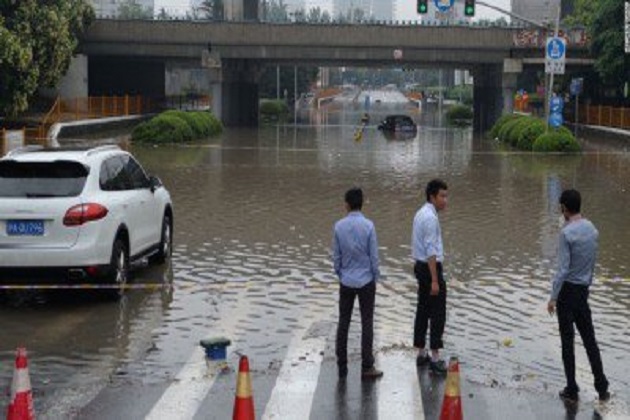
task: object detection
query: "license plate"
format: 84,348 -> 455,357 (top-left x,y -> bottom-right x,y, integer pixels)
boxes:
6,220 -> 45,236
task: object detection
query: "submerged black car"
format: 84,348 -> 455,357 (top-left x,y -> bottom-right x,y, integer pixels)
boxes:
377,115 -> 417,133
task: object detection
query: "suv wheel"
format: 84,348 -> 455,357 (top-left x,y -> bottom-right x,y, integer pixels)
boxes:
107,239 -> 129,297
150,215 -> 172,264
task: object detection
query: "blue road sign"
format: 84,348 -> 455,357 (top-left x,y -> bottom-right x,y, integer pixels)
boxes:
570,78 -> 584,96
549,112 -> 563,128
434,0 -> 455,13
550,96 -> 564,113
546,37 -> 566,60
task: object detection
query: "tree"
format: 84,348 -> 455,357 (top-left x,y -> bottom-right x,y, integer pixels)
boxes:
590,0 -> 629,91
563,0 -> 599,27
0,1 -> 94,117
118,0 -> 154,19
197,0 -> 225,21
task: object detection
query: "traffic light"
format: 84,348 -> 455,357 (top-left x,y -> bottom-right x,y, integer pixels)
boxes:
417,0 -> 428,14
464,0 -> 475,16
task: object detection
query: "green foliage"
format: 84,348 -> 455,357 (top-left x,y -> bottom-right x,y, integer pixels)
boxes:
445,85 -> 473,105
445,105 -> 473,127
259,100 -> 289,117
590,0 -> 629,89
496,116 -> 524,142
532,129 -> 581,152
507,117 -> 535,146
196,0 -> 225,20
563,0 -> 598,27
0,1 -> 94,117
118,0 -> 154,19
490,114 -> 522,139
132,111 -> 222,143
517,119 -> 546,150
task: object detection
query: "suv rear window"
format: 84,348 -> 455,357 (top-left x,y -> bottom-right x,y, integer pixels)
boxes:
0,160 -> 89,198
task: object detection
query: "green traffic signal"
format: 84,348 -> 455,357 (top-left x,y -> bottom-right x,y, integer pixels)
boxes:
417,0 -> 428,14
464,0 -> 475,16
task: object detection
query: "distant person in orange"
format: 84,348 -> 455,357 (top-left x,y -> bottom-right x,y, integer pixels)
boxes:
522,90 -> 529,113
547,189 -> 610,404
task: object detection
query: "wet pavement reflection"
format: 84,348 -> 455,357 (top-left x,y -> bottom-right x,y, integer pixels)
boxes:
1,94 -> 630,418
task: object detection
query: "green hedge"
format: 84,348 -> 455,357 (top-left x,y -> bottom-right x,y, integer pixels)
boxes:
446,105 -> 473,127
532,130 -> 581,152
490,113 -> 580,152
132,110 -> 222,143
517,119 -> 546,150
490,114 -> 522,139
260,100 -> 289,117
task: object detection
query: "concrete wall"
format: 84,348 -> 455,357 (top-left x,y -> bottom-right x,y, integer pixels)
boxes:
42,55 -> 89,100
165,61 -> 212,97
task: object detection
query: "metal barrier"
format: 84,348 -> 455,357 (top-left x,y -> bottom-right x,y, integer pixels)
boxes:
568,104 -> 630,130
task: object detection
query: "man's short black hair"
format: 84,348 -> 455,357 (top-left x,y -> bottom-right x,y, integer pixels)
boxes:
560,189 -> 581,214
345,187 -> 363,211
426,179 -> 448,202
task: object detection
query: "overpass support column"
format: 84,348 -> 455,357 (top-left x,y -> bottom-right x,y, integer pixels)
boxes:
219,59 -> 261,127
502,59 -> 522,115
472,64 -> 503,132
226,0 -> 258,20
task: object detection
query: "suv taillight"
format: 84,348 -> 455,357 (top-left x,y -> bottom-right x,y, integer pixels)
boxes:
63,203 -> 109,226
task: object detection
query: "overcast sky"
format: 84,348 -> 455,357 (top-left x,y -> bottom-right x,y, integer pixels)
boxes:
155,0 -> 512,21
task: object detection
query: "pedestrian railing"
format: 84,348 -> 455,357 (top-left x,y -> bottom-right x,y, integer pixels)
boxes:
567,105 -> 630,130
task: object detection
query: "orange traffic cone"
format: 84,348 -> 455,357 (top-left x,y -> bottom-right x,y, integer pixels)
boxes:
6,347 -> 35,420
233,355 -> 255,420
440,357 -> 463,420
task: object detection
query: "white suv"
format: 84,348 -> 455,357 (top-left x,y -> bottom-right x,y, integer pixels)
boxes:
0,145 -> 173,294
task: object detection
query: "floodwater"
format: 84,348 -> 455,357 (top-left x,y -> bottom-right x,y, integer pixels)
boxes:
1,89 -> 630,417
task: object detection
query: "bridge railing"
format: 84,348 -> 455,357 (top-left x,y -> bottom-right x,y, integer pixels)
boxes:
568,105 -> 630,130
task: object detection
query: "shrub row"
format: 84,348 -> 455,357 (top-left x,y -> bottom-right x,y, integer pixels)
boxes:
132,110 -> 223,143
446,104 -> 473,127
490,114 -> 580,152
259,100 -> 289,118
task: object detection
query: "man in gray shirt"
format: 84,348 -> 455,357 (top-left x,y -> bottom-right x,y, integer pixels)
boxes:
547,189 -> 609,403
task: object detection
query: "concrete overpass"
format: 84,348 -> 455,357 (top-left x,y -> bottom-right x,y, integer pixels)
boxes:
69,19 -> 592,129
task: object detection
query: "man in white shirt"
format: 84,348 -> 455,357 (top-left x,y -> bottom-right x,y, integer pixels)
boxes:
412,179 -> 448,375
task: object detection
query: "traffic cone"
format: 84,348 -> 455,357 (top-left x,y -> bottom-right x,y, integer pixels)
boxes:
6,347 -> 35,420
233,355 -> 255,420
439,357 -> 463,420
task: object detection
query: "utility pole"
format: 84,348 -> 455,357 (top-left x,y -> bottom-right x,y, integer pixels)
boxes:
545,4 -> 561,132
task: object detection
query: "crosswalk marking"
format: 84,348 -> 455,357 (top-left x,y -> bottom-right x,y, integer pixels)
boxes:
377,351 -> 425,419
145,283 -> 251,420
262,324 -> 330,420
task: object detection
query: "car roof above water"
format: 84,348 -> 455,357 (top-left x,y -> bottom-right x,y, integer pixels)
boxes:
2,145 -> 124,164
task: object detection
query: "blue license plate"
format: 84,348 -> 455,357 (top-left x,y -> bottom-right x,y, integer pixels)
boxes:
6,220 -> 45,236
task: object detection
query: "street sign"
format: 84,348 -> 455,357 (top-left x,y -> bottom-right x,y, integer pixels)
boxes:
433,0 -> 455,13
545,37 -> 566,75
550,96 -> 564,113
570,78 -> 583,96
549,112 -> 563,128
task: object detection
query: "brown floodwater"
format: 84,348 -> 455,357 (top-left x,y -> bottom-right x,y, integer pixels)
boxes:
1,95 -> 629,416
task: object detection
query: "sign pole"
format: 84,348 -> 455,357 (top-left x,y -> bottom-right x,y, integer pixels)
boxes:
546,4 -> 561,132
574,93 -> 579,138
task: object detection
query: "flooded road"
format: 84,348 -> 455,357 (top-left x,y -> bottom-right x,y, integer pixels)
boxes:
1,93 -> 630,418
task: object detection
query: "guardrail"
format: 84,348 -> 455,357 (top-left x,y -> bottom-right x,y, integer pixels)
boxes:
567,104 -> 630,130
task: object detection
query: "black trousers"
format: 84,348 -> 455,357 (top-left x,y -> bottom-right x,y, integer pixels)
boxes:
556,282 -> 608,394
413,261 -> 447,350
336,280 -> 376,371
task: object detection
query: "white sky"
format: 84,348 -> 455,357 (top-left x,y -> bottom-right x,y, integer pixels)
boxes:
155,0 -> 512,20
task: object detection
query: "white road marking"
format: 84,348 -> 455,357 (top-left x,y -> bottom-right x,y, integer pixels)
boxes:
145,283 -> 251,420
262,325 -> 330,420
376,351 -> 425,420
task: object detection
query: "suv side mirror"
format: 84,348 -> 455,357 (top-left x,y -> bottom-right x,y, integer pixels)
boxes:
149,175 -> 163,193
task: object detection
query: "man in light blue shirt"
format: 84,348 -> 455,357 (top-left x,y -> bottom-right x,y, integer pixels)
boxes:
333,187 -> 382,380
547,189 -> 609,403
412,179 -> 448,375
